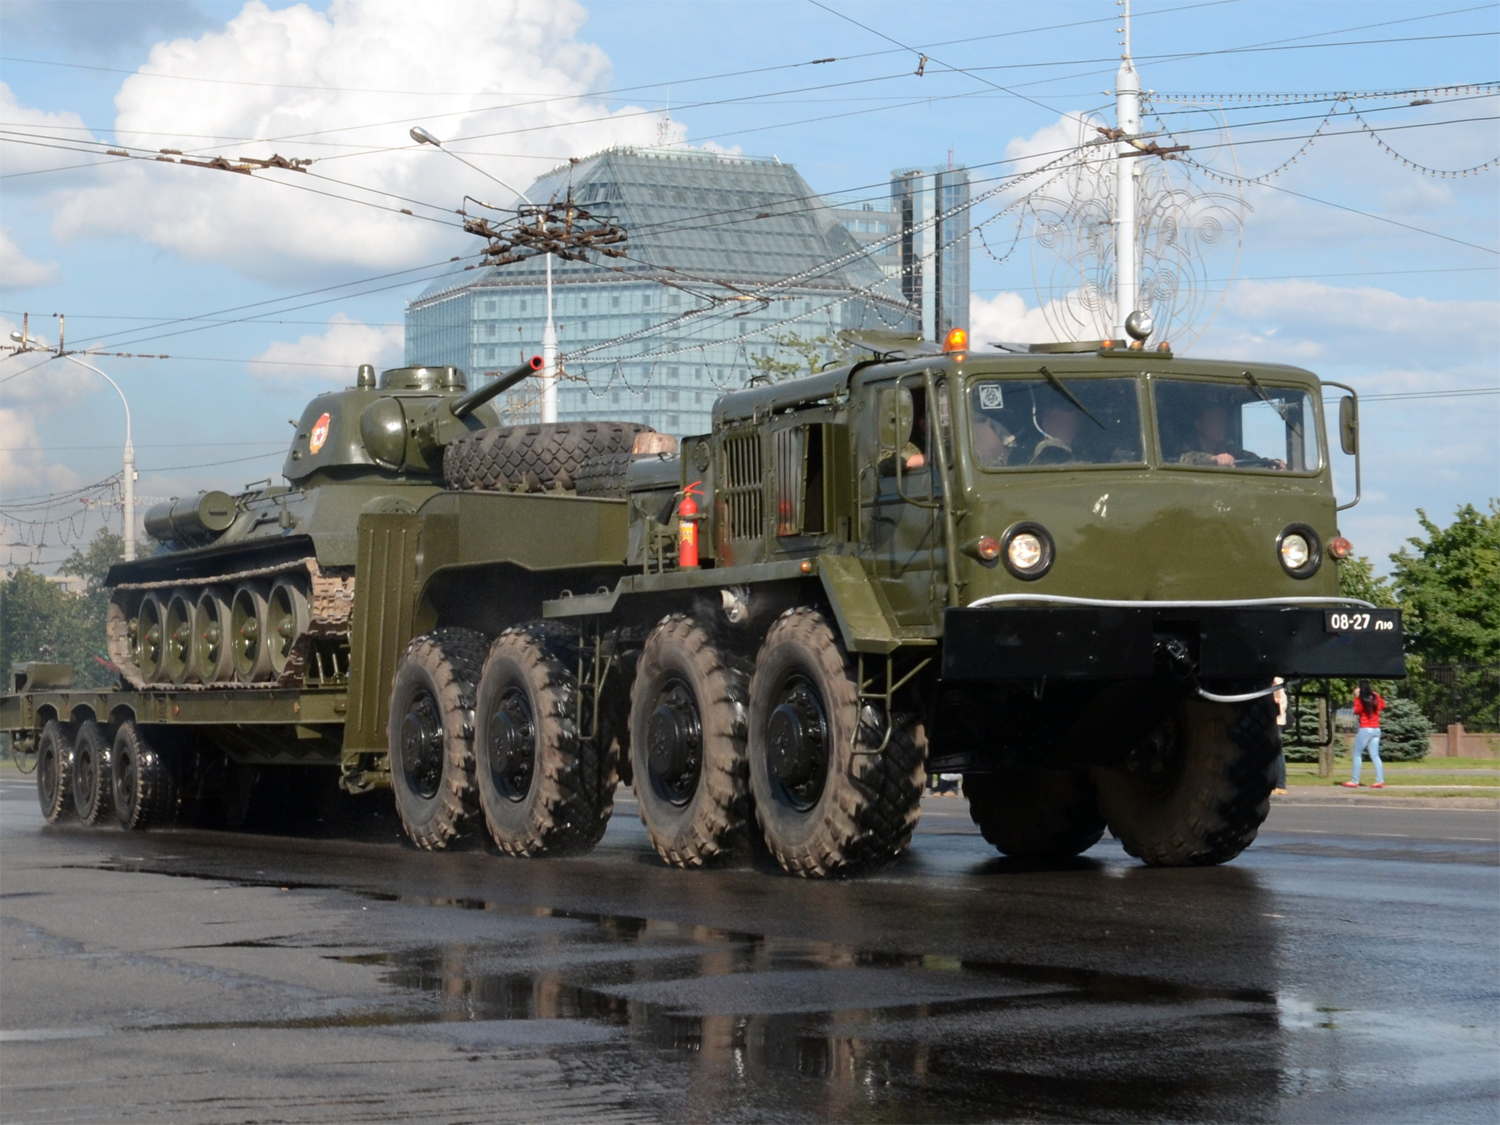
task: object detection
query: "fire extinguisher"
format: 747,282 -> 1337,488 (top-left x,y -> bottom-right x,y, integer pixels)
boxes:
678,481 -> 703,569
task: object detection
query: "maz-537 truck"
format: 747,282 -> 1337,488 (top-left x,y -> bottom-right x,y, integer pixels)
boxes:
3,330 -> 1404,876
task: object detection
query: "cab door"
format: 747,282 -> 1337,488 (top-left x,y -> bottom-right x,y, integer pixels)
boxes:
855,372 -> 947,629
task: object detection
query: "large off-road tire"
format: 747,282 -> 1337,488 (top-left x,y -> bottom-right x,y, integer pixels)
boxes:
575,451 -> 635,498
746,608 -> 927,877
112,721 -> 177,830
474,628 -> 616,857
629,615 -> 751,867
1092,696 -> 1279,867
72,720 -> 114,826
388,628 -> 487,850
444,421 -> 654,494
963,769 -> 1105,859
36,719 -> 75,824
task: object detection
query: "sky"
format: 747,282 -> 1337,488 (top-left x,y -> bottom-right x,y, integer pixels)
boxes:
1,0 -> 1496,573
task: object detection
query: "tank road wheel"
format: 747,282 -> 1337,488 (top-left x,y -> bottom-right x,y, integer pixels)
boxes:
72,720 -> 114,826
963,770 -> 1105,860
1092,697 -> 1280,867
230,582 -> 273,682
474,628 -> 615,857
137,594 -> 168,682
629,615 -> 750,868
111,720 -> 177,830
163,592 -> 196,685
747,609 -> 927,878
267,576 -> 310,679
192,588 -> 234,684
387,628 -> 488,850
36,719 -> 75,823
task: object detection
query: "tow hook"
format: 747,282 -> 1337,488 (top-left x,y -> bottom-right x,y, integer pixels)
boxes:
1156,636 -> 1196,681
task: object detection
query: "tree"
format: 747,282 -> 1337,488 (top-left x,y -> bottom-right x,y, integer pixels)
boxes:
1390,501 -> 1500,665
1390,502 -> 1500,731
0,529 -> 123,691
1378,697 -> 1433,762
747,332 -> 850,384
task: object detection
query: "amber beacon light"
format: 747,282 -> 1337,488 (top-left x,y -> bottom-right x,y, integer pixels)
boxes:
943,327 -> 969,353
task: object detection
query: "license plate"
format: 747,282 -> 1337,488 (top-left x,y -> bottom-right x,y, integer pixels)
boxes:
1324,609 -> 1399,634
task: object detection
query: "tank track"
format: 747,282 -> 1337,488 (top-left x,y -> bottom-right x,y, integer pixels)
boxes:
106,558 -> 354,691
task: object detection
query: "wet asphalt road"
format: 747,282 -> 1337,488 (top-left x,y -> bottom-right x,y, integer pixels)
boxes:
1,774 -> 1496,1124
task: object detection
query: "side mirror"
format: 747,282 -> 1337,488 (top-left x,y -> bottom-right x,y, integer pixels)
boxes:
1339,395 -> 1358,456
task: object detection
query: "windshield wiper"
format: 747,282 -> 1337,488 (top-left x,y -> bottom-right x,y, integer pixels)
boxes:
1039,365 -> 1107,430
1241,369 -> 1302,439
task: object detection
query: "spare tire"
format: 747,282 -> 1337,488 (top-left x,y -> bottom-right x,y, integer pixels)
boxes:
576,451 -> 635,498
444,421 -> 654,493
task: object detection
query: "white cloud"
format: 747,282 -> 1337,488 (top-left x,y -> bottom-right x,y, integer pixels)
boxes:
0,227 -> 59,288
0,407 -> 82,497
45,0 -> 673,283
1201,279 -> 1500,371
0,82 -> 95,184
251,312 -> 402,386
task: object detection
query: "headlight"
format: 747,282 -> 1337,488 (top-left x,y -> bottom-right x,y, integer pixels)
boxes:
1277,524 -> 1322,578
1008,534 -> 1044,571
1001,522 -> 1055,580
1280,534 -> 1309,570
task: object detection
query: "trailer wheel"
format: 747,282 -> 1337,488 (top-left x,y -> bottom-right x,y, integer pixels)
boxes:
962,770 -> 1105,859
388,628 -> 487,850
112,721 -> 177,830
36,719 -> 75,824
747,608 -> 926,877
629,615 -> 750,867
474,628 -> 615,857
1092,696 -> 1279,867
72,720 -> 114,826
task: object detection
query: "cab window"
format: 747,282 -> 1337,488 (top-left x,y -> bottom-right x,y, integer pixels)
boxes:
967,376 -> 1143,469
1154,379 -> 1320,472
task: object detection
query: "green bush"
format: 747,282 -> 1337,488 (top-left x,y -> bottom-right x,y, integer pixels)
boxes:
1378,696 -> 1434,761
1281,696 -> 1325,763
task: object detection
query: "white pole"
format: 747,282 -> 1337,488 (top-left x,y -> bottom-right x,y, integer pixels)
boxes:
8,330 -> 136,560
541,253 -> 558,423
1114,0 -> 1140,339
62,354 -> 136,561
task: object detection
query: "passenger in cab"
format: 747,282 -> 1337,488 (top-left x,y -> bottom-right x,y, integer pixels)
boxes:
1031,403 -> 1081,464
974,413 -> 1018,467
1179,403 -> 1285,470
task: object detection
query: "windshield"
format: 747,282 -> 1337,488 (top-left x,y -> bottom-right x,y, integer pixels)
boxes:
968,376 -> 1143,468
1154,378 -> 1320,472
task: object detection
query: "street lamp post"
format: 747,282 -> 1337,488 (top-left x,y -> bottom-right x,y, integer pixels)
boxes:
410,125 -> 559,422
9,331 -> 136,560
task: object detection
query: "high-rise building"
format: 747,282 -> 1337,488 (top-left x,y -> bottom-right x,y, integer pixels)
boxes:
889,165 -> 971,341
405,147 -> 914,436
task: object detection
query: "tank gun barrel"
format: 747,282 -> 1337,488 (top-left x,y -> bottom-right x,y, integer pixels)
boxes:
450,355 -> 544,419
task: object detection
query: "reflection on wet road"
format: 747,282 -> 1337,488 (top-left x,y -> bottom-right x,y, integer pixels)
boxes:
2,778 -> 1496,1123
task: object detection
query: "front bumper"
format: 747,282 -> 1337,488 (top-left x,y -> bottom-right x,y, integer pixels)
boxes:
941,605 -> 1405,682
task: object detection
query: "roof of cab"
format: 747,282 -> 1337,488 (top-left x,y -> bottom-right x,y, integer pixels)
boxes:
711,349 -> 1322,426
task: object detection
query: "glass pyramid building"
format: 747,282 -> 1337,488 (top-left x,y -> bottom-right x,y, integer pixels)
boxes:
405,146 -> 916,436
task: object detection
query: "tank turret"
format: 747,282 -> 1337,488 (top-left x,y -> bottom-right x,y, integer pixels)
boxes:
285,356 -> 544,482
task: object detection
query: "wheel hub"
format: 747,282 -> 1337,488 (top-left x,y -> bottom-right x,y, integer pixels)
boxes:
766,677 -> 828,810
646,680 -> 702,806
399,690 -> 444,800
487,688 -> 535,802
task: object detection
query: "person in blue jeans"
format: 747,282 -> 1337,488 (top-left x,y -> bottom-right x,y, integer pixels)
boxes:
1344,681 -> 1385,788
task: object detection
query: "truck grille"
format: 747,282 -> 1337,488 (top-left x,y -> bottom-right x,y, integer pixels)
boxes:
721,431 -> 763,541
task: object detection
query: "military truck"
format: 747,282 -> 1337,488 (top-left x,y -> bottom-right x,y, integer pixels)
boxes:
3,330 -> 1404,875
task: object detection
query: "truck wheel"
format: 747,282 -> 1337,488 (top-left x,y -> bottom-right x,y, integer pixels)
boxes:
474,628 -> 615,857
387,628 -> 487,850
112,721 -> 177,830
72,720 -> 114,826
963,770 -> 1105,859
747,608 -> 927,877
1092,696 -> 1279,867
629,615 -> 750,867
444,421 -> 654,493
36,720 -> 75,823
